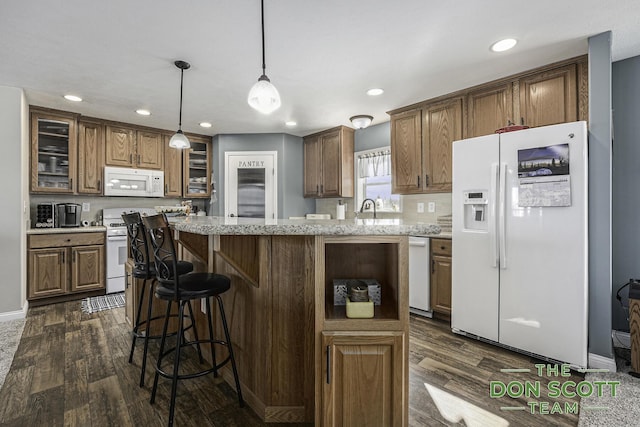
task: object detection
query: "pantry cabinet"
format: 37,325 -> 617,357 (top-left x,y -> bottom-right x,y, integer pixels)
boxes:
77,119 -> 104,194
304,126 -> 354,198
27,232 -> 105,302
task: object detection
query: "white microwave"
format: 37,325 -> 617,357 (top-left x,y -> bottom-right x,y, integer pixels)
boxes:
103,166 -> 164,197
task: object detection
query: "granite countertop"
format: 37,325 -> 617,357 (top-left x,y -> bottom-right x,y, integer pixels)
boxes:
27,226 -> 107,235
170,216 -> 441,236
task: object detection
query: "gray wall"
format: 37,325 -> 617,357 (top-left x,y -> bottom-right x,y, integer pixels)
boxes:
355,121 -> 390,151
0,86 -> 28,316
212,133 -> 314,218
588,32 -> 613,359
612,55 -> 640,331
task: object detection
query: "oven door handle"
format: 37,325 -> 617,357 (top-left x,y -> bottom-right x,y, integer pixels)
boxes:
107,236 -> 128,242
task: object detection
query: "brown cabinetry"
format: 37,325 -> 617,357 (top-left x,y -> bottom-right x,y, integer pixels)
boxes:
183,135 -> 211,198
163,134 -> 183,197
30,109 -> 77,193
390,98 -> 462,194
316,236 -> 408,426
430,238 -> 452,316
322,331 -> 405,427
105,125 -> 163,169
304,126 -> 354,198
77,119 -> 104,194
27,232 -> 105,301
467,83 -> 513,138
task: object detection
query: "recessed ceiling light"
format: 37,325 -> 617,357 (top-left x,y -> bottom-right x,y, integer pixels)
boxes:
63,94 -> 82,102
490,38 -> 517,52
199,122 -> 212,128
366,88 -> 384,96
285,121 -> 297,127
136,109 -> 151,116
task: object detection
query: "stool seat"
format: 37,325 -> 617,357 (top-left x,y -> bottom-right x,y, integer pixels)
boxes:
132,260 -> 193,280
156,273 -> 230,300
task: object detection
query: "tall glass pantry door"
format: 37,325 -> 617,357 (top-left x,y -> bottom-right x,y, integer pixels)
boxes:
31,111 -> 76,193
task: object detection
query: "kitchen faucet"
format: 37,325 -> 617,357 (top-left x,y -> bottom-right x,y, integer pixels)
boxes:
359,198 -> 377,219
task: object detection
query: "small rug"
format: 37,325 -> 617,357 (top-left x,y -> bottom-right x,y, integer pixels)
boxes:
0,318 -> 25,391
81,292 -> 125,314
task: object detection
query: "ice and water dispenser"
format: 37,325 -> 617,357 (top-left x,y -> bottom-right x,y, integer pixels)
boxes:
462,191 -> 488,231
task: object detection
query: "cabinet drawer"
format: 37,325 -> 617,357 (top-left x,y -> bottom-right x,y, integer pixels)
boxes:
431,238 -> 452,256
29,232 -> 105,249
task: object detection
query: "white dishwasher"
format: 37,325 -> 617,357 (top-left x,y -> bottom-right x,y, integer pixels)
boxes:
409,236 -> 432,317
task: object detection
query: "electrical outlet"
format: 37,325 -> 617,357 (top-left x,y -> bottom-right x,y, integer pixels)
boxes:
201,298 -> 207,314
428,202 -> 436,213
417,202 -> 424,213
82,202 -> 90,212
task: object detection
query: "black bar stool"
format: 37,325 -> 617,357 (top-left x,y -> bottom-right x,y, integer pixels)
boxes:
122,212 -> 195,387
142,213 -> 244,427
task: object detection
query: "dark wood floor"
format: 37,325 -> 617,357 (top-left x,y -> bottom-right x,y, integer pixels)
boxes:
0,302 -> 582,426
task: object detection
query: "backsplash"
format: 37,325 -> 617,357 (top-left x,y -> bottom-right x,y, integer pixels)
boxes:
315,193 -> 452,223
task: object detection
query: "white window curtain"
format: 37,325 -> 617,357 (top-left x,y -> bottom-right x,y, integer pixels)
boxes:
358,149 -> 391,178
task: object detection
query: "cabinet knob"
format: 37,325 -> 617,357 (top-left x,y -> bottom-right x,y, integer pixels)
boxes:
440,246 -> 446,250
66,239 -> 71,242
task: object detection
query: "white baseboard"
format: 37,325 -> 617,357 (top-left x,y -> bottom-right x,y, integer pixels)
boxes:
612,330 -> 631,349
0,301 -> 28,322
588,352 -> 617,372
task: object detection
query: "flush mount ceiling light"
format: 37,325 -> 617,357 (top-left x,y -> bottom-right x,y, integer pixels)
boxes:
490,38 -> 517,52
199,122 -> 212,128
136,109 -> 151,116
63,94 -> 82,102
247,0 -> 281,114
285,121 -> 297,127
350,115 -> 373,129
169,60 -> 191,149
366,88 -> 384,96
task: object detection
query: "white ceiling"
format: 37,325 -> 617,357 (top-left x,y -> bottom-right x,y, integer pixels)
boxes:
2,0 -> 639,137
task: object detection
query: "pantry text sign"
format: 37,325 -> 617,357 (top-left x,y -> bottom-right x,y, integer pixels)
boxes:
491,364 -> 619,415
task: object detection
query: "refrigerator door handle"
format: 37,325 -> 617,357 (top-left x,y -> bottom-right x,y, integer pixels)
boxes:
489,163 -> 499,268
499,162 -> 508,269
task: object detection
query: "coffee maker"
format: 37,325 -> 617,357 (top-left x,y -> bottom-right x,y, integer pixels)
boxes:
55,203 -> 82,227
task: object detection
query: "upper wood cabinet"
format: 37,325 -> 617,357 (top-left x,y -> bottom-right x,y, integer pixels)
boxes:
518,63 -> 577,128
467,82 -> 513,138
390,98 -> 462,194
183,135 -> 212,198
77,119 -> 104,194
163,134 -> 183,197
303,126 -> 354,198
105,125 -> 163,169
30,109 -> 77,193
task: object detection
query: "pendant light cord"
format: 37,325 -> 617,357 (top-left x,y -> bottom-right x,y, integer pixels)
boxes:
261,0 -> 266,76
178,68 -> 184,130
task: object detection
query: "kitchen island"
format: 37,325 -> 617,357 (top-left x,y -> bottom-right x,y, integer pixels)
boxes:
169,217 -> 440,426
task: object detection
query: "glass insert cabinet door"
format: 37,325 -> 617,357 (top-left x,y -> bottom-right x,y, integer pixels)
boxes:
183,137 -> 211,198
31,111 -> 77,193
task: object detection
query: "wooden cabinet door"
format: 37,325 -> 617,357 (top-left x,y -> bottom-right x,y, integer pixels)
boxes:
467,83 -> 513,138
70,245 -> 104,293
77,120 -> 104,194
518,64 -> 577,128
322,332 -> 405,427
431,255 -> 452,315
320,130 -> 341,197
136,130 -> 163,169
391,109 -> 422,194
105,125 -> 135,167
163,134 -> 183,197
28,248 -> 67,299
423,98 -> 462,192
303,136 -> 321,197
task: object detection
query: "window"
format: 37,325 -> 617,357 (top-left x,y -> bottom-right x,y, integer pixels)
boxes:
355,147 -> 401,213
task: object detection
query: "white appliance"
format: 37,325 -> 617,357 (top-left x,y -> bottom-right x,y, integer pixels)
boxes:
103,166 -> 164,197
409,236 -> 431,317
104,207 -> 158,294
452,121 -> 588,368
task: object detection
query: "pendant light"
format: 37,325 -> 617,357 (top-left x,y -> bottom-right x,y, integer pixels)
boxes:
169,60 -> 191,149
248,0 -> 281,114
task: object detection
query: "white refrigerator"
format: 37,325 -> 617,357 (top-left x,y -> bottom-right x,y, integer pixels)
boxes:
451,121 -> 588,368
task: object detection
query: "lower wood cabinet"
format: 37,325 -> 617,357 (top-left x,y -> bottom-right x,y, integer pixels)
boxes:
322,331 -> 405,427
430,238 -> 452,316
27,232 -> 105,301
